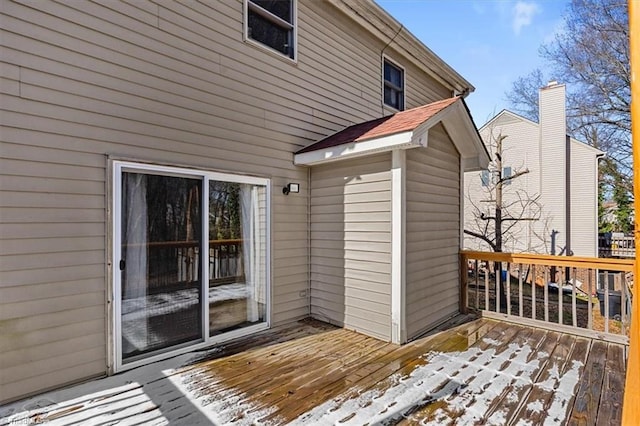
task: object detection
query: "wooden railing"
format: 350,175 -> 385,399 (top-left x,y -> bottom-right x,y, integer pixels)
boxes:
460,251 -> 634,344
599,234 -> 636,258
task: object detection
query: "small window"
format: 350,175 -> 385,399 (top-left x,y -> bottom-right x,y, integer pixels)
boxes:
246,0 -> 295,59
503,166 -> 512,186
384,59 -> 404,110
481,170 -> 490,187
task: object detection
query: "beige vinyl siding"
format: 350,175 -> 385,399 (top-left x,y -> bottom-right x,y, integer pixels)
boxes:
405,124 -> 461,340
0,0 -> 453,402
310,154 -> 392,341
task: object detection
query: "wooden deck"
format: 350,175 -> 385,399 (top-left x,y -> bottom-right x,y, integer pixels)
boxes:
0,317 -> 627,425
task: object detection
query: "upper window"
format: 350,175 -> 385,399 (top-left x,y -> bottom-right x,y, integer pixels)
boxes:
502,166 -> 512,186
481,170 -> 490,187
246,0 -> 296,59
384,59 -> 405,110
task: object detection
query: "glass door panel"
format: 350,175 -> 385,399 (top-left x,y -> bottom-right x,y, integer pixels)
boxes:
208,181 -> 267,336
120,172 -> 203,361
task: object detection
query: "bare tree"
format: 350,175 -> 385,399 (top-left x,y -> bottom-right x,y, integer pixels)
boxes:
465,131 -> 552,311
506,0 -> 630,192
465,132 -> 548,254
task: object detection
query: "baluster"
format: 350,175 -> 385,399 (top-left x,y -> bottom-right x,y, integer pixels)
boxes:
225,242 -> 231,278
588,268 -> 593,331
571,267 -> 577,328
621,272 -> 627,336
531,265 -> 536,320
604,271 -> 610,334
518,263 -> 523,317
496,261 -> 501,314
558,267 -> 563,326
195,246 -> 199,282
475,259 -> 479,310
209,245 -> 214,281
544,267 -> 549,323
485,263 -> 489,311
506,262 -> 511,316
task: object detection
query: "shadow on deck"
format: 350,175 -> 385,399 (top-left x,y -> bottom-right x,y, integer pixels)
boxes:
0,316 -> 627,425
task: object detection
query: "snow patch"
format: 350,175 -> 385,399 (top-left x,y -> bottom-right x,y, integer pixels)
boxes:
527,399 -> 545,414
0,350 -> 274,426
482,337 -> 502,346
292,339 -> 583,425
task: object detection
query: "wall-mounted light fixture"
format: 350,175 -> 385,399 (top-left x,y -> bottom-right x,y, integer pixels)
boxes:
283,183 -> 300,195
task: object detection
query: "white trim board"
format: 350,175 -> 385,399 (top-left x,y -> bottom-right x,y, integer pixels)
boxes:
391,149 -> 407,344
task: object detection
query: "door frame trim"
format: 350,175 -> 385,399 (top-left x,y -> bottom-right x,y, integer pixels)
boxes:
111,160 -> 271,373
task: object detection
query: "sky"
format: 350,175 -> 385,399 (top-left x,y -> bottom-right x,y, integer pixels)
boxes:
376,0 -> 571,126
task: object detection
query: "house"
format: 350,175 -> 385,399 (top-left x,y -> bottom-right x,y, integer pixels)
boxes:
464,82 -> 604,257
0,0 -> 488,403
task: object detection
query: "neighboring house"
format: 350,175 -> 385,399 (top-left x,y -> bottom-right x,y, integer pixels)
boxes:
464,82 -> 604,257
0,0 -> 488,403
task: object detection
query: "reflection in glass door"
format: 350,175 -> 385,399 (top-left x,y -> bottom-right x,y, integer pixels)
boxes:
120,172 -> 203,362
208,182 -> 267,336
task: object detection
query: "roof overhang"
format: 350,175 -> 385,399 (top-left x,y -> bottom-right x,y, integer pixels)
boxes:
441,100 -> 491,171
325,0 -> 474,95
294,99 -> 490,171
294,129 -> 421,166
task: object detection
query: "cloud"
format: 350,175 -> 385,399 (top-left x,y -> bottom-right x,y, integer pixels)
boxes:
512,1 -> 541,35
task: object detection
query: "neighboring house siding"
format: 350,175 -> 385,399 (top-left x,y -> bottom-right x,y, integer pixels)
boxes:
467,115 -> 542,253
570,142 -> 599,257
309,154 -> 392,341
406,124 -> 460,339
465,106 -> 601,257
538,85 -> 567,253
0,0 -> 454,402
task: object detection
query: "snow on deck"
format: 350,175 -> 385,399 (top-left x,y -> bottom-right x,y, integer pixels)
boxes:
0,318 -> 626,425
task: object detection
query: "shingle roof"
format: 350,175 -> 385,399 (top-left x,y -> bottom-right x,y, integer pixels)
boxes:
296,97 -> 460,154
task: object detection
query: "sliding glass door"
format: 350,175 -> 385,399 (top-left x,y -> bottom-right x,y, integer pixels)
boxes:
114,162 -> 270,369
208,182 -> 267,336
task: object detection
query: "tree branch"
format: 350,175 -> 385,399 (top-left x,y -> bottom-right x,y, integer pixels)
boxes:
464,229 -> 497,251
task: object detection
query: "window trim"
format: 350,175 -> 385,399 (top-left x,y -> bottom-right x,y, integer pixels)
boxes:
382,55 -> 406,111
111,160 -> 272,372
243,0 -> 298,62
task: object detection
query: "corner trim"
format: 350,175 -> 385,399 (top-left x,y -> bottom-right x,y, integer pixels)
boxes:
391,149 -> 407,344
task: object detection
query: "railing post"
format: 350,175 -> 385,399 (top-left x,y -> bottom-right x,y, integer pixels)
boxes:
460,252 -> 468,314
623,0 -> 640,422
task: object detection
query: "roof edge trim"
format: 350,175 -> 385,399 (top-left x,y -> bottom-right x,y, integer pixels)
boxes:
294,131 -> 415,166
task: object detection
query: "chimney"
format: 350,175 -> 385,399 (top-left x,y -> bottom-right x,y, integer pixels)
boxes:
539,81 -> 569,255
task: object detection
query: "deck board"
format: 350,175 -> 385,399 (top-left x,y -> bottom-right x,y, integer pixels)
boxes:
567,340 -> 608,425
594,343 -> 625,426
0,316 -> 627,425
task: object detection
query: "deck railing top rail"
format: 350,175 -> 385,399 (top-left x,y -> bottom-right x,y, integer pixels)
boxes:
462,250 -> 635,272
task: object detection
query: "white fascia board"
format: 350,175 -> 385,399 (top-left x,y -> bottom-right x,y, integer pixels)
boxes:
462,156 -> 486,172
294,131 -> 415,166
441,103 -> 490,171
